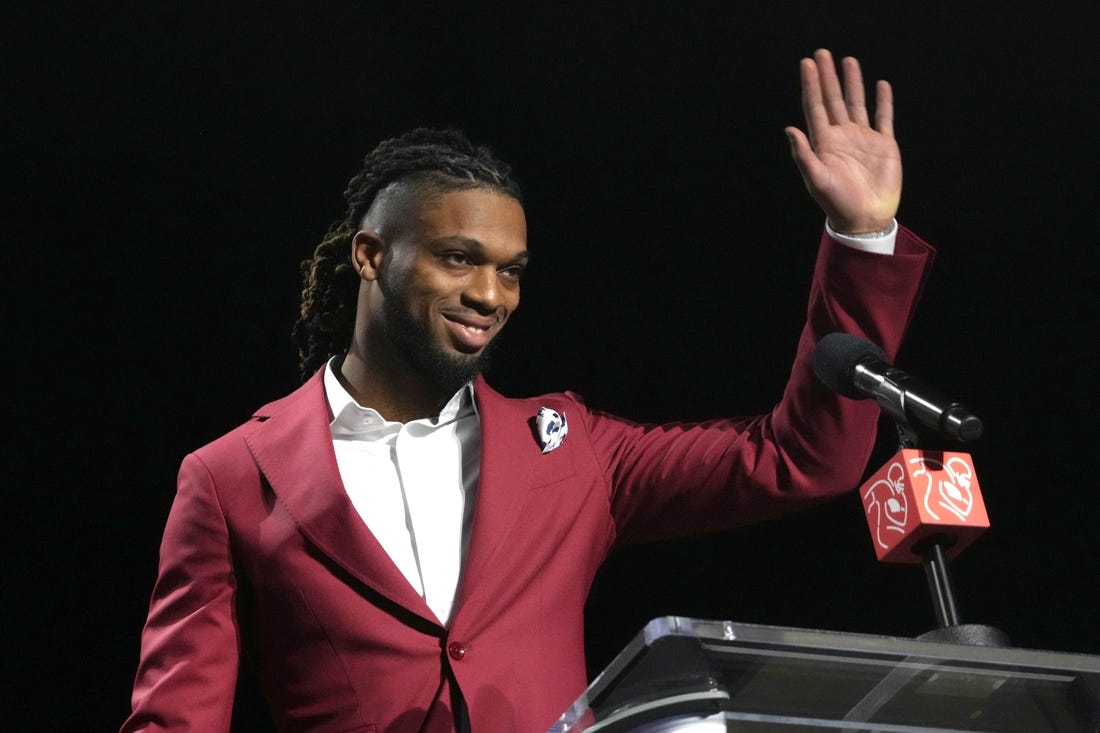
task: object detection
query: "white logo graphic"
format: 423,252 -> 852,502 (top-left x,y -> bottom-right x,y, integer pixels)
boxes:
864,462 -> 908,549
909,455 -> 975,522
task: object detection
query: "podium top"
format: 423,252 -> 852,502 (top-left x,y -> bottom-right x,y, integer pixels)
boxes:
551,617 -> 1100,732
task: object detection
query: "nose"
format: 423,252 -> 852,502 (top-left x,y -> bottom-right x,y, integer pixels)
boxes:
463,266 -> 505,313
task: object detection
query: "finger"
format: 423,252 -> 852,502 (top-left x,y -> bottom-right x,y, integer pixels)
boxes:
785,126 -> 828,182
842,56 -> 869,126
875,79 -> 894,137
800,57 -> 827,147
814,48 -> 849,124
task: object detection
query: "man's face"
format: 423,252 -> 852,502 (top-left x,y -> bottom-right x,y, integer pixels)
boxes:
375,188 -> 528,393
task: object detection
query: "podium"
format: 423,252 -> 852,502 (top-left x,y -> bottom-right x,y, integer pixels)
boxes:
550,617 -> 1100,732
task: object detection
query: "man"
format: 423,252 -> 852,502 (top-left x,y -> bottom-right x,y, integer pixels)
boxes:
122,50 -> 934,732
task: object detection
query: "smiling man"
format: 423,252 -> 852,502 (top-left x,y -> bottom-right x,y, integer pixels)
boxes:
344,182 -> 529,423
123,51 -> 935,732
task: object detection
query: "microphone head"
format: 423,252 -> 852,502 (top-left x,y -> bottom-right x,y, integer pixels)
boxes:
813,332 -> 887,399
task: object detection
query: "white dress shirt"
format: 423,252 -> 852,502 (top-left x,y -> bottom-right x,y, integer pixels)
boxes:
324,360 -> 481,626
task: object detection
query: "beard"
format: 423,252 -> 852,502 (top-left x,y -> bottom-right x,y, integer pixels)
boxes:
379,275 -> 496,396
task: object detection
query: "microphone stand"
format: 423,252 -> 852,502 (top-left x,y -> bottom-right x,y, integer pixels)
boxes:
892,422 -> 1010,647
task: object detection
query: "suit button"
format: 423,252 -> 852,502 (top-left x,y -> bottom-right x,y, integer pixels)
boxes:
447,642 -> 468,660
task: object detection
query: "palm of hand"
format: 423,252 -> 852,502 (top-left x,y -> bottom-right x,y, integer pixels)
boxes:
809,123 -> 902,233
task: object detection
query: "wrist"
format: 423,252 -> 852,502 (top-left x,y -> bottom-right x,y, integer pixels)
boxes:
825,218 -> 898,255
826,217 -> 896,238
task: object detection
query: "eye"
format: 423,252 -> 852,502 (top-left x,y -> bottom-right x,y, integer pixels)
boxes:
498,263 -> 526,283
439,251 -> 472,267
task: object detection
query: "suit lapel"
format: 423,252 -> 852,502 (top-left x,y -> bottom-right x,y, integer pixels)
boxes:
454,377 -> 539,613
243,372 -> 438,624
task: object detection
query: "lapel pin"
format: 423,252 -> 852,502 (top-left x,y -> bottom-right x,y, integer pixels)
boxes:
534,406 -> 568,454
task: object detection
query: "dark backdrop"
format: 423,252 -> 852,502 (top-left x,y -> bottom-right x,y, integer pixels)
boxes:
7,2 -> 1098,729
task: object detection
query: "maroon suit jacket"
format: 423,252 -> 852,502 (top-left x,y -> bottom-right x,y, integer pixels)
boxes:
122,231 -> 934,732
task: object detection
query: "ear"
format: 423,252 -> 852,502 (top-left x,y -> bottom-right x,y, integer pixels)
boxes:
351,229 -> 386,282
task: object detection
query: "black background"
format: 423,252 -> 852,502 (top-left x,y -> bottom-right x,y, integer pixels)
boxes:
7,2 -> 1098,729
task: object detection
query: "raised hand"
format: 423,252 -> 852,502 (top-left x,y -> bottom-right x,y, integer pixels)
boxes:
785,49 -> 902,234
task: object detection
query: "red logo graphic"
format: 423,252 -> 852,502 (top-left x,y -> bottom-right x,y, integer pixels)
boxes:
863,461 -> 908,550
860,450 -> 989,564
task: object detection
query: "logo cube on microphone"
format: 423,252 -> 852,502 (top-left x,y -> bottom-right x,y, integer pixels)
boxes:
860,449 -> 989,564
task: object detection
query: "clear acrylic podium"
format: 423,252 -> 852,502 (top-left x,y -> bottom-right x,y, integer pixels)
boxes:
550,617 -> 1100,732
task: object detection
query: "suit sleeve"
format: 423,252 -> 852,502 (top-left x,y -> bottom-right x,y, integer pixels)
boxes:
121,454 -> 240,732
585,227 -> 935,546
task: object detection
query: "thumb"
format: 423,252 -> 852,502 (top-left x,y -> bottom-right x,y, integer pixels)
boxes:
784,127 -> 821,179
784,126 -> 808,159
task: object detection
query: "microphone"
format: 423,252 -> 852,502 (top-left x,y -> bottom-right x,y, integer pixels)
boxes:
813,332 -> 983,442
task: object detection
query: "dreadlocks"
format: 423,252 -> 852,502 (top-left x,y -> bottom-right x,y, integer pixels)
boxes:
291,128 -> 523,380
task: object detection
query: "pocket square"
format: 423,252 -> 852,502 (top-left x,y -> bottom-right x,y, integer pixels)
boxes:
535,406 -> 568,454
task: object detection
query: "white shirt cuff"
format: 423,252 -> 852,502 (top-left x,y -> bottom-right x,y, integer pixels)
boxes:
825,218 -> 898,255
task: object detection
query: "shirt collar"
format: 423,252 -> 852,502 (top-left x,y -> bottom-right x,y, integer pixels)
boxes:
323,356 -> 477,439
